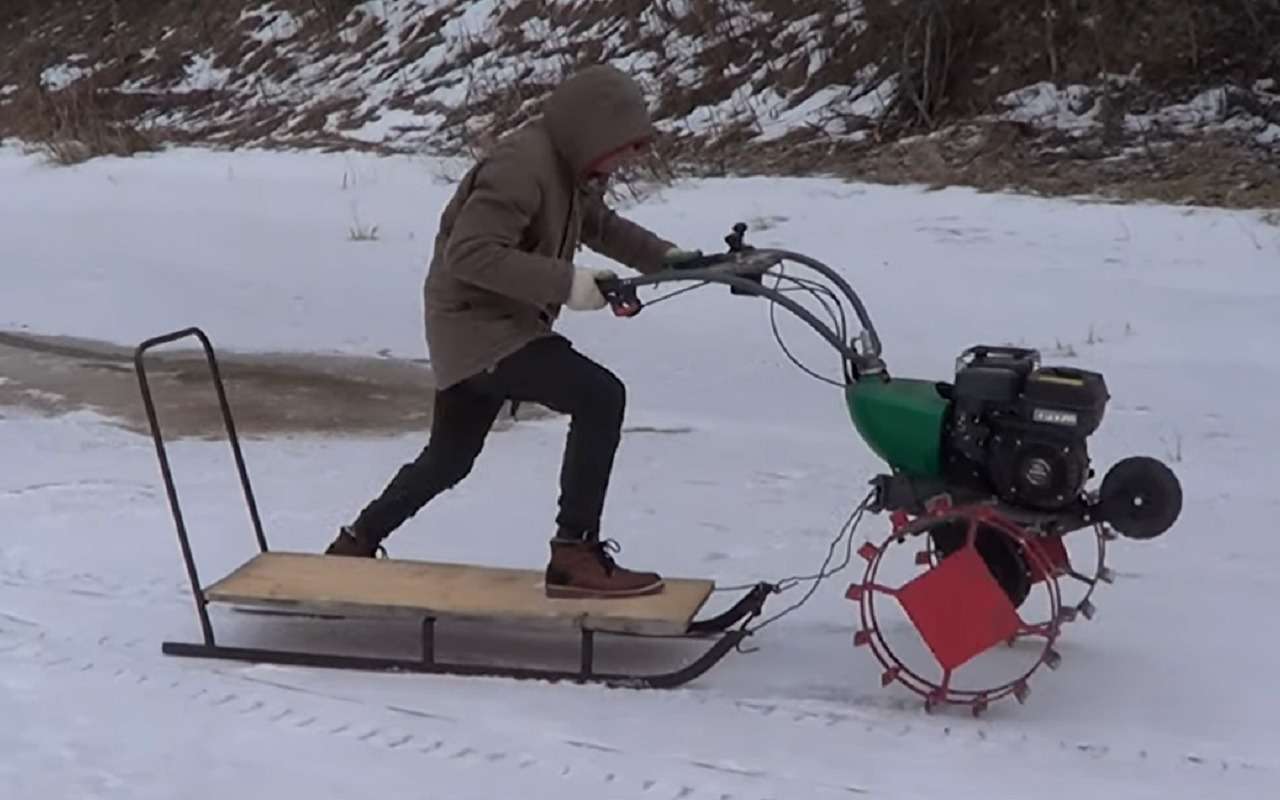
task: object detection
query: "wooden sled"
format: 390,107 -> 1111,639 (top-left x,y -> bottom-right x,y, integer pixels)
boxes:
137,328 -> 772,689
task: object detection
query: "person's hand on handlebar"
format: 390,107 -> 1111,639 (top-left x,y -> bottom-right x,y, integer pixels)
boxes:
565,243 -> 722,315
565,266 -> 618,311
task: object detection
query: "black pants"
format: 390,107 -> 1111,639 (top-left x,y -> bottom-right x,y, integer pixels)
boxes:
352,335 -> 625,542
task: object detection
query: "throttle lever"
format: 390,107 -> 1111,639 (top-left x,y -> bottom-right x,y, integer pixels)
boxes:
596,277 -> 642,317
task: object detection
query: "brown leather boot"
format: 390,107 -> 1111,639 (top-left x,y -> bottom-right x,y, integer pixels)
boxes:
323,525 -> 386,558
544,536 -> 664,598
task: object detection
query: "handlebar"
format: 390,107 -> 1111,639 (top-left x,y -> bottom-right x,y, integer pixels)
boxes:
593,225 -> 885,380
596,251 -> 736,317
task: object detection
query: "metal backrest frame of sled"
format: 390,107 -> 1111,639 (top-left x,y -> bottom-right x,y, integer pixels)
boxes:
134,327 -> 773,689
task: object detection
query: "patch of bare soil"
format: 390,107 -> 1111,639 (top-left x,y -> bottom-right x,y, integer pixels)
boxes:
0,331 -> 548,441
844,127 -> 1280,209
686,126 -> 1280,210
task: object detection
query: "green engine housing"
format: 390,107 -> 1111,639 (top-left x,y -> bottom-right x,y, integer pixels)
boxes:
845,377 -> 949,478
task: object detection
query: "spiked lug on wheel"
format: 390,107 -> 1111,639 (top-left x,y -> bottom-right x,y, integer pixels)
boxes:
847,501 -> 1066,714
1047,520 -> 1115,625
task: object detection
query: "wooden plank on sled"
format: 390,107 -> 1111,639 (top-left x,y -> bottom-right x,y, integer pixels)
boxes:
204,552 -> 715,637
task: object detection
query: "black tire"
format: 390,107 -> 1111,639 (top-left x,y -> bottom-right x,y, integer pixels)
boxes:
930,519 -> 1032,608
1099,456 -> 1182,540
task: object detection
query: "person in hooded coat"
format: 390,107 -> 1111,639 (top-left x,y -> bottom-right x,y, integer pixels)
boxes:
324,64 -> 697,598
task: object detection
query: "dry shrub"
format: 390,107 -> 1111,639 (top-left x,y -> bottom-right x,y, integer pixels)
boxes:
859,0 -> 1280,131
8,79 -> 160,165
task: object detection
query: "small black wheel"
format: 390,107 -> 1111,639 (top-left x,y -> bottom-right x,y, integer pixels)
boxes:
1099,456 -> 1182,540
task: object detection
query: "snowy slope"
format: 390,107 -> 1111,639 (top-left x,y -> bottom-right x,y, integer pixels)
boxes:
12,0 -> 1279,162
10,0 -> 881,154
3,144 -> 1279,798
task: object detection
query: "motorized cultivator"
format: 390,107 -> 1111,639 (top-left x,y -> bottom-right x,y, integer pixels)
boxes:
597,222 -> 1183,713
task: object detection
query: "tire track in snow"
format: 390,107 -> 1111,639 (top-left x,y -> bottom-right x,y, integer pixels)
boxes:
181,647 -> 1269,794
0,561 -> 189,605
0,625 -> 866,800
0,609 -> 41,629
2,567 -> 1271,789
0,478 -> 157,501
0,567 -> 870,796
719,694 -> 1270,777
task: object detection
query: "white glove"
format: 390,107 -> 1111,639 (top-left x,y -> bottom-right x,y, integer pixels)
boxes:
566,267 -> 616,311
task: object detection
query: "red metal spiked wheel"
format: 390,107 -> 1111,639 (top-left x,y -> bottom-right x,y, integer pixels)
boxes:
846,501 -> 1065,714
1054,522 -> 1116,624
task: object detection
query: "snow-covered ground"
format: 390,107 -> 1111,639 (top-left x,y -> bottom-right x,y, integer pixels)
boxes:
3,143 -> 1279,798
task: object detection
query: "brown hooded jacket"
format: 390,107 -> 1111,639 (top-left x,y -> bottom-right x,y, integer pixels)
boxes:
422,64 -> 676,390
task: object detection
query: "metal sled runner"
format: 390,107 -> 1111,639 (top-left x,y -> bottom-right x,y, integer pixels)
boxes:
135,327 -> 772,689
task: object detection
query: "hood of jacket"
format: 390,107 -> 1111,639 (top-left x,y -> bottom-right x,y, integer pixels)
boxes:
541,64 -> 657,179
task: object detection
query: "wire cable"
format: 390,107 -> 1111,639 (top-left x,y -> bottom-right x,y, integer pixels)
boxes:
764,267 -> 850,387
744,489 -> 876,633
